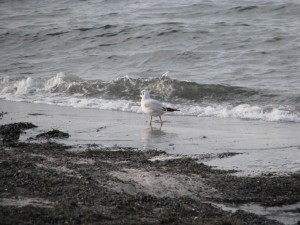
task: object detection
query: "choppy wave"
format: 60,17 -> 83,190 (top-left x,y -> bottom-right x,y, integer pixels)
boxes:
1,73 -> 299,123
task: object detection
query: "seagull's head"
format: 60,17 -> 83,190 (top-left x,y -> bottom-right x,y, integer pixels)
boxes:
140,90 -> 150,100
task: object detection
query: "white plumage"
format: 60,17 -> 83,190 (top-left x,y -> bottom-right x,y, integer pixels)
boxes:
140,90 -> 179,126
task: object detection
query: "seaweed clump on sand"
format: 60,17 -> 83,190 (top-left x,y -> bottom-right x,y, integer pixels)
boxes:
0,111 -> 7,119
0,122 -> 37,144
35,129 -> 70,140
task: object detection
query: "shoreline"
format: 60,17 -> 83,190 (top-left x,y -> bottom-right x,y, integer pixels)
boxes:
1,99 -> 299,176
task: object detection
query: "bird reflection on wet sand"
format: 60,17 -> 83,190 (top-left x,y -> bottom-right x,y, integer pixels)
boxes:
142,126 -> 177,150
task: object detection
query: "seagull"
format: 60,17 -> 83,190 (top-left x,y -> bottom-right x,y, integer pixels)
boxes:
140,90 -> 179,126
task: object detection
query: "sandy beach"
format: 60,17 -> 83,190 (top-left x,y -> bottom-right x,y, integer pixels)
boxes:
1,100 -> 300,225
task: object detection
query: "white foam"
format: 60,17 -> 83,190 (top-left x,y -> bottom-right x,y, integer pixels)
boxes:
15,77 -> 36,95
44,72 -> 65,91
65,97 -> 142,113
178,104 -> 300,123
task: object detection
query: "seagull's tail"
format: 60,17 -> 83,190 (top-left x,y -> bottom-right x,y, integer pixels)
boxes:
163,107 -> 180,112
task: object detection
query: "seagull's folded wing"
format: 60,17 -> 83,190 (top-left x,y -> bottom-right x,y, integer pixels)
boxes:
144,99 -> 164,111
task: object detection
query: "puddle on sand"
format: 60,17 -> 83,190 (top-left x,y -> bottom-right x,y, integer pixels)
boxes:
0,197 -> 55,208
213,202 -> 300,225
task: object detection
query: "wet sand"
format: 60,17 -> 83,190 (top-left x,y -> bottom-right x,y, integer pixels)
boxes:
1,99 -> 299,176
1,100 -> 300,224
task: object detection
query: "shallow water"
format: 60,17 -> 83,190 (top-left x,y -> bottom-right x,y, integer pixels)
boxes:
214,202 -> 300,225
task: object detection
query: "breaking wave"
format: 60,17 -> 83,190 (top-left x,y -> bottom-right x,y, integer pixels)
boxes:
1,73 -> 299,123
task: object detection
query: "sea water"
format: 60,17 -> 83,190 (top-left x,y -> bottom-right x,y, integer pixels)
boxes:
0,0 -> 300,123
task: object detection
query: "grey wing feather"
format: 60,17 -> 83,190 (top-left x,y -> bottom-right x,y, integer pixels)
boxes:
144,99 -> 164,110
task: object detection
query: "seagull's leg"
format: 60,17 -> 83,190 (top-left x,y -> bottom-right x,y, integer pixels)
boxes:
150,116 -> 152,126
159,116 -> 163,126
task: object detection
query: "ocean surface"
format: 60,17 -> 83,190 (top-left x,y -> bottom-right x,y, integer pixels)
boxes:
1,0 -> 300,123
